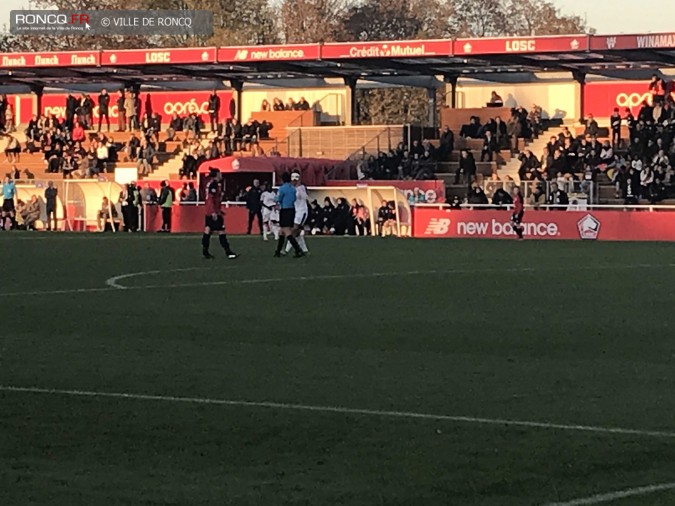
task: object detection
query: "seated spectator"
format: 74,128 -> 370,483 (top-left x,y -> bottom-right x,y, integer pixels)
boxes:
95,139 -> 110,174
583,114 -> 599,137
136,138 -> 155,176
4,134 -> 21,163
71,121 -> 86,144
22,195 -> 41,230
183,112 -> 201,141
206,139 -> 220,160
459,116 -> 481,138
491,186 -> 512,207
528,183 -> 546,208
180,149 -> 198,179
548,149 -> 567,180
261,99 -> 271,111
167,112 -> 183,141
25,115 -> 41,143
322,197 -> 335,233
449,195 -> 461,209
125,133 -> 141,161
350,199 -> 369,236
258,120 -> 273,140
308,200 -> 323,234
518,149 -> 543,181
285,98 -> 296,111
232,117 -> 243,151
272,98 -> 284,111
241,119 -> 257,151
376,199 -> 395,237
467,182 -> 489,207
547,182 -> 569,210
96,196 -> 117,231
488,90 -> 503,107
297,97 -> 311,111
481,130 -> 499,162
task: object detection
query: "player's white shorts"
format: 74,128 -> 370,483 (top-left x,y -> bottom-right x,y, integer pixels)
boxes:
294,210 -> 308,226
262,208 -> 274,223
269,209 -> 279,223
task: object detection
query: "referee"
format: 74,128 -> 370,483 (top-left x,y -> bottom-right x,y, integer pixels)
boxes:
274,172 -> 304,258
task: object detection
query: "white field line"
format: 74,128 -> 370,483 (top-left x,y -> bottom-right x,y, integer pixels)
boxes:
0,263 -> 671,298
543,481 -> 675,505
105,266 -> 235,290
2,385 -> 675,440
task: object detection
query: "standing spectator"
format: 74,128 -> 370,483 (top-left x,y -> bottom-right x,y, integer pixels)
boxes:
140,182 -> 158,204
124,91 -> 137,132
4,103 -> 15,133
98,89 -> 111,132
649,74 -> 666,104
0,94 -> 7,132
4,134 -> 21,163
65,94 -> 78,130
96,196 -> 116,231
439,125 -> 454,160
44,181 -> 58,231
116,90 -> 126,132
81,94 -> 94,129
208,90 -> 220,132
158,180 -> 174,232
507,112 -> 522,153
494,116 -> 507,149
455,149 -> 476,185
611,107 -> 622,148
245,179 -> 263,235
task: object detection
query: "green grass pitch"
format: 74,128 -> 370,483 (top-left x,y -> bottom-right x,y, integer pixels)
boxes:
1,234 -> 675,505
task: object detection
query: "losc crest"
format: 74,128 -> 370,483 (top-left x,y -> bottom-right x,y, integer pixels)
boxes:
577,214 -> 601,240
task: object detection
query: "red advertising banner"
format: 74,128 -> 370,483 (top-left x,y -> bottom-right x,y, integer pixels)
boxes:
101,47 -> 216,66
0,51 -> 99,68
590,32 -> 675,51
40,90 -> 233,123
218,44 -> 320,62
326,180 -> 446,203
413,208 -> 675,241
583,81 -> 675,116
454,35 -> 587,56
321,39 -> 452,59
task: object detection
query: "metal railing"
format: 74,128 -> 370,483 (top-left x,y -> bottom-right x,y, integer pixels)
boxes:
415,202 -> 675,211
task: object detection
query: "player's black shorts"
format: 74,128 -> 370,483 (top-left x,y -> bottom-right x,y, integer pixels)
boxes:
279,208 -> 295,228
511,211 -> 524,225
2,199 -> 15,213
205,214 -> 224,232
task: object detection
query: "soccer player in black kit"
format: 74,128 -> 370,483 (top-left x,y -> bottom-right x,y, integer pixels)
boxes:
202,170 -> 238,259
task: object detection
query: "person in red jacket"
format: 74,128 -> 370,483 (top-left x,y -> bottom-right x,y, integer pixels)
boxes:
511,186 -> 524,240
649,74 -> 666,104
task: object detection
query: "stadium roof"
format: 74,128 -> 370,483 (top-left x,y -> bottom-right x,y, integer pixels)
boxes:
0,32 -> 674,91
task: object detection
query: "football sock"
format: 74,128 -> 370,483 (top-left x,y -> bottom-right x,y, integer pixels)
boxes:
297,234 -> 308,253
202,233 -> 210,255
219,234 -> 232,253
276,236 -> 285,254
287,235 -> 302,253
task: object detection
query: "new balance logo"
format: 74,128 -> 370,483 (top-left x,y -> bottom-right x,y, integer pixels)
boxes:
606,37 -> 617,49
234,49 -> 249,60
424,218 -> 451,235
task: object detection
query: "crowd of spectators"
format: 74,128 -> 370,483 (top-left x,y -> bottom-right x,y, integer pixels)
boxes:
516,76 -> 675,204
260,97 -> 312,112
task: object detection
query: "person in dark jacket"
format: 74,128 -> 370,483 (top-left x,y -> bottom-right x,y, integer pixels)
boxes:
44,180 -> 58,231
98,89 -> 111,132
481,131 -> 500,162
65,94 -> 78,130
467,182 -> 489,207
116,90 -> 126,132
547,182 -> 569,210
439,125 -> 454,160
81,94 -> 94,129
455,149 -> 477,185
245,179 -> 263,235
610,107 -> 622,148
518,150 -> 543,181
208,90 -> 220,132
492,186 -> 513,208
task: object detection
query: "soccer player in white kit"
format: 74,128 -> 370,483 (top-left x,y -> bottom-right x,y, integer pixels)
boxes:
260,182 -> 279,241
284,172 -> 310,254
